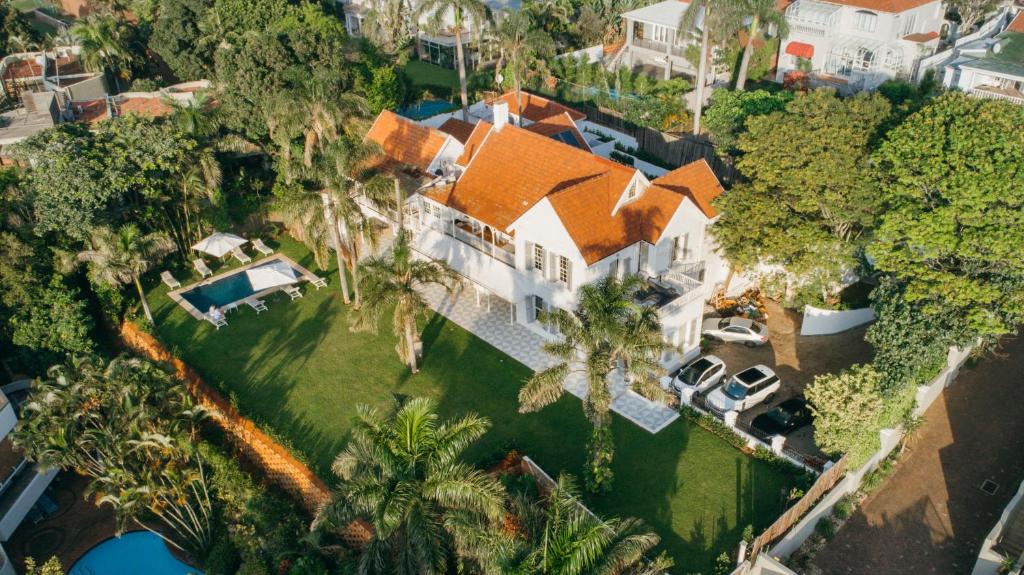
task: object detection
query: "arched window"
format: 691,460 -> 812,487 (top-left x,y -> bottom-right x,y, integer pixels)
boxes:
854,10 -> 877,32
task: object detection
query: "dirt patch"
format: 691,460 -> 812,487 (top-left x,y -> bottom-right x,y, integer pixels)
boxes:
811,336 -> 1024,574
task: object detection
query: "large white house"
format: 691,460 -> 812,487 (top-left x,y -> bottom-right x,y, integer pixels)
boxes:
942,10 -> 1024,105
776,0 -> 946,91
618,0 -> 701,80
366,93 -> 730,361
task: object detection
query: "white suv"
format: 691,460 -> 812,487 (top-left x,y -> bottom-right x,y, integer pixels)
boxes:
670,355 -> 726,394
706,365 -> 780,413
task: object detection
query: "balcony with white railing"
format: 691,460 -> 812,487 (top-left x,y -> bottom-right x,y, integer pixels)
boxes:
632,37 -> 668,53
785,0 -> 840,33
968,84 -> 1024,105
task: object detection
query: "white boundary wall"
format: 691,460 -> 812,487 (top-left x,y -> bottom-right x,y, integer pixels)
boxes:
800,306 -> 876,336
758,344 -> 974,561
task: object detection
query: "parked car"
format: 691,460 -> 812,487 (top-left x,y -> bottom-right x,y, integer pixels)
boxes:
751,398 -> 813,436
701,317 -> 769,347
706,365 -> 780,413
671,355 -> 726,394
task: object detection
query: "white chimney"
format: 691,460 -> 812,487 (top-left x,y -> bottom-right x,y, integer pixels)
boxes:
493,100 -> 509,131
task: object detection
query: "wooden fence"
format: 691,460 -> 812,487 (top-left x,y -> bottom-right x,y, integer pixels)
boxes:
745,455 -> 848,562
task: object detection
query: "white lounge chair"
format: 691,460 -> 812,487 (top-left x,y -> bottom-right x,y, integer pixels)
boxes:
204,313 -> 227,330
232,248 -> 252,264
252,238 -> 274,256
160,271 -> 181,289
310,276 -> 328,289
193,259 -> 213,278
245,297 -> 268,313
283,285 -> 303,300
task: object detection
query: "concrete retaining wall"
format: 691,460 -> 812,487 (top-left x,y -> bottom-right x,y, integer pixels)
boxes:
800,306 -> 876,336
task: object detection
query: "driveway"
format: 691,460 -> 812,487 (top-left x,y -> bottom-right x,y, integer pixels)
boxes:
810,336 -> 1024,574
700,301 -> 875,458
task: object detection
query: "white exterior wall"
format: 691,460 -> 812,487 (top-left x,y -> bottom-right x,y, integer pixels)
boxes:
777,0 -> 944,91
426,137 -> 465,176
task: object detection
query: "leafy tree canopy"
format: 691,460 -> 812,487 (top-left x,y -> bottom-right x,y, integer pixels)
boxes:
703,88 -> 793,153
869,93 -> 1024,340
149,0 -> 213,81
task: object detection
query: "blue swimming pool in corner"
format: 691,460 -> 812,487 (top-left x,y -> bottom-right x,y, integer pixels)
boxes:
179,260 -> 303,311
69,531 -> 202,575
397,99 -> 456,120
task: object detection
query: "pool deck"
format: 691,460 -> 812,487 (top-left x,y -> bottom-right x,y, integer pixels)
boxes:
168,253 -> 325,320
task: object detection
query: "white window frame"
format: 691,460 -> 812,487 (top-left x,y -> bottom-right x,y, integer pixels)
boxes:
901,13 -> 917,37
854,10 -> 877,33
558,256 -> 569,284
533,244 -> 545,273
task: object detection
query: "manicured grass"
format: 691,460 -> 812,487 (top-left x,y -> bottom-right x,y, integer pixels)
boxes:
147,236 -> 807,573
402,60 -> 460,98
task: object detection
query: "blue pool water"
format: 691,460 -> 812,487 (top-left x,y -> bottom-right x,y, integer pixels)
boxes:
69,531 -> 201,575
397,99 -> 456,120
180,260 -> 301,311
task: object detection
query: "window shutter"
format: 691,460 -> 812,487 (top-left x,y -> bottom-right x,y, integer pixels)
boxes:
525,242 -> 534,270
565,259 -> 573,291
548,251 -> 558,281
623,257 -> 632,277
526,296 -> 536,322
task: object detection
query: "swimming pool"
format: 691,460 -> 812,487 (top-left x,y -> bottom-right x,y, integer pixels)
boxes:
179,259 -> 302,311
69,531 -> 202,575
397,99 -> 456,120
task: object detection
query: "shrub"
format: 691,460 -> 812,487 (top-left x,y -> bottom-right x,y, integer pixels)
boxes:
832,493 -> 856,521
204,536 -> 241,575
236,560 -> 270,575
713,551 -> 734,575
608,150 -> 634,166
814,517 -> 835,541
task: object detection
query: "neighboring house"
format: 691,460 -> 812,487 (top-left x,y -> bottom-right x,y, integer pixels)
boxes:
366,97 -> 729,361
0,382 -> 58,575
776,0 -> 946,92
619,0 -> 700,80
943,10 -> 1024,105
73,80 -> 212,125
334,0 -> 517,70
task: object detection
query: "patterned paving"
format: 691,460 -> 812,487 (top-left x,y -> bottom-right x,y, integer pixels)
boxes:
421,284 -> 679,433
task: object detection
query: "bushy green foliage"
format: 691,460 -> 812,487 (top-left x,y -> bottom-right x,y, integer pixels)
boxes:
361,65 -> 406,114
703,89 -> 793,153
149,0 -> 212,81
831,493 -> 856,520
585,425 -> 615,493
869,93 -> 1024,342
0,2 -> 40,55
814,516 -> 835,541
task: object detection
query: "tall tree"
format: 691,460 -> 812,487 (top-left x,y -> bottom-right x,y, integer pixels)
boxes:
71,14 -> 134,92
494,10 -> 554,125
947,0 -> 999,34
518,275 -> 669,492
734,0 -> 787,90
318,397 -> 505,575
869,93 -> 1024,340
350,229 -> 459,373
679,0 -> 744,134
713,89 -> 890,305
418,0 -> 489,122
74,225 -> 174,325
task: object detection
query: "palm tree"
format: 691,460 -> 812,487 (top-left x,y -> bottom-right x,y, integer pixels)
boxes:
450,474 -> 673,574
317,397 -> 505,575
75,225 -> 174,325
679,0 -> 745,134
362,0 -> 417,55
70,14 -> 133,92
418,0 -> 490,122
518,275 -> 671,491
494,10 -> 554,126
350,229 -> 460,373
734,0 -> 788,90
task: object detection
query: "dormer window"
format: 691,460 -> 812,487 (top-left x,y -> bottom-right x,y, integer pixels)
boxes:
854,10 -> 877,33
627,181 -> 639,200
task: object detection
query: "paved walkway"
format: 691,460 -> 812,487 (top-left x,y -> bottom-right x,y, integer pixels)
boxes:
812,336 -> 1024,574
421,284 -> 679,433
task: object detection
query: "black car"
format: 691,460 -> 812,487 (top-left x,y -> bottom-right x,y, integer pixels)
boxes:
751,398 -> 813,436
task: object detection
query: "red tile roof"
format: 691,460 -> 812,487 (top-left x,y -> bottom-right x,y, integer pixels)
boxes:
1008,11 -> 1024,33
117,96 -> 174,119
438,117 -> 476,143
523,112 -> 592,152
428,122 -> 723,265
365,110 -> 449,172
903,31 -> 940,42
492,91 -> 586,123
455,120 -> 492,166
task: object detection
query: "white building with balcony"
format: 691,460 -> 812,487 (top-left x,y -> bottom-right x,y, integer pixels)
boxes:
366,95 -> 730,361
942,11 -> 1024,105
618,0 -> 701,79
776,0 -> 946,91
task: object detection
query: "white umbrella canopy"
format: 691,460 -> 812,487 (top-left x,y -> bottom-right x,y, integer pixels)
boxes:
192,232 -> 248,258
246,261 -> 299,291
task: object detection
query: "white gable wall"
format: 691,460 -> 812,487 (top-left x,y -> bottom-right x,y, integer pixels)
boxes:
426,136 -> 466,175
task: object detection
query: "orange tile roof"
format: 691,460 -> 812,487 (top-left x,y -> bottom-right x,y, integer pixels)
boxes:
1008,11 -> 1024,33
117,96 -> 174,119
523,112 -> 591,152
649,160 -> 725,218
493,91 -> 586,123
365,110 -> 449,172
75,98 -> 110,125
438,118 -> 476,143
824,0 -> 936,13
455,120 -> 492,166
902,31 -> 939,42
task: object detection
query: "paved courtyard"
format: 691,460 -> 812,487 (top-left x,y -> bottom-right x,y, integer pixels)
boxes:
421,284 -> 680,433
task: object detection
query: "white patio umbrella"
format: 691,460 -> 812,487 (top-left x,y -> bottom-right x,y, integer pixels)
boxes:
192,232 -> 248,258
245,261 -> 299,291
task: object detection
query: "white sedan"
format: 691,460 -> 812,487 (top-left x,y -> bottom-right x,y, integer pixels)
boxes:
706,365 -> 780,413
671,355 -> 726,394
701,317 -> 769,347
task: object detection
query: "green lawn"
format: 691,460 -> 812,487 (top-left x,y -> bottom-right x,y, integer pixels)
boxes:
147,236 -> 806,573
402,60 -> 460,99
